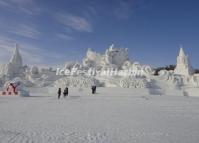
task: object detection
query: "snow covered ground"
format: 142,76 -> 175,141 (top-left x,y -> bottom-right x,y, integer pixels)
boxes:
0,88 -> 199,143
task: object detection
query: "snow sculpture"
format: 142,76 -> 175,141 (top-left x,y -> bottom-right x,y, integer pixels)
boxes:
83,48 -> 103,69
174,47 -> 193,76
191,75 -> 199,87
38,70 -> 61,87
121,61 -> 132,70
65,61 -> 80,70
158,69 -> 199,88
0,44 -> 24,79
7,44 -> 23,77
54,76 -> 99,88
159,70 -> 183,86
83,44 -> 130,70
2,78 -> 29,96
31,66 -> 39,74
26,66 -> 59,87
10,44 -> 23,68
120,77 -> 151,88
0,76 -> 6,87
102,44 -> 129,69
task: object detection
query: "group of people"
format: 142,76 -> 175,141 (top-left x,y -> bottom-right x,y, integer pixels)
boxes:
57,87 -> 68,99
57,86 -> 97,99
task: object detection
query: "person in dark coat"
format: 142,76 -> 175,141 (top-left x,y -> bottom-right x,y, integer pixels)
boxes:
94,86 -> 96,94
63,87 -> 68,97
58,88 -> 61,99
91,86 -> 96,94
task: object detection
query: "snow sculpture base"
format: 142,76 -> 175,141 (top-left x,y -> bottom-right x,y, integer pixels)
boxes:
0,91 -> 20,96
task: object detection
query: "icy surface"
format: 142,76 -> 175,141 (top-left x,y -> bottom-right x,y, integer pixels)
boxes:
1,88 -> 199,143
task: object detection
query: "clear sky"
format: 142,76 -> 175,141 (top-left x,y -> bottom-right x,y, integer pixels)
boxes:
0,0 -> 198,68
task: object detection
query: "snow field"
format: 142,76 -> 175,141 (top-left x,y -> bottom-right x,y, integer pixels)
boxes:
0,88 -> 199,143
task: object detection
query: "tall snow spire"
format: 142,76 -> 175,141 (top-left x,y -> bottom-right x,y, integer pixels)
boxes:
174,47 -> 193,76
10,44 -> 23,67
179,47 -> 186,57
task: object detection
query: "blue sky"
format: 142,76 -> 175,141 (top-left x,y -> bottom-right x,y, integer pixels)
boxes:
0,0 -> 198,68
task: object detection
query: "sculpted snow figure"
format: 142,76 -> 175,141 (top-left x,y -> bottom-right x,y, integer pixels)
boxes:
30,66 -> 40,77
10,44 -> 23,69
102,44 -> 129,69
83,44 -> 130,70
3,78 -> 29,96
83,48 -> 102,69
174,47 -> 193,76
0,44 -> 24,79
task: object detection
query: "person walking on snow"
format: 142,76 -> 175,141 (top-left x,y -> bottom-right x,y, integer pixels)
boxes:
91,85 -> 96,94
58,88 -> 61,99
63,87 -> 68,97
